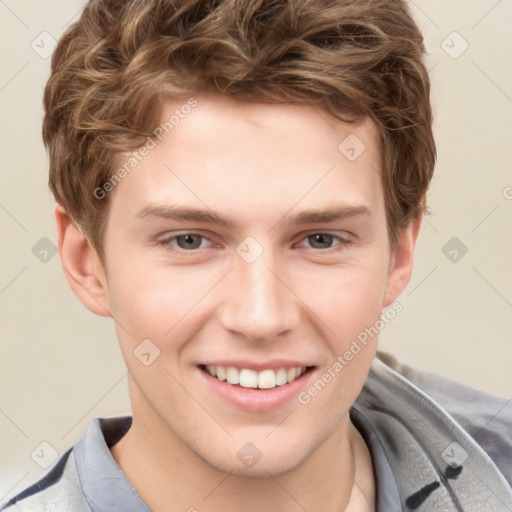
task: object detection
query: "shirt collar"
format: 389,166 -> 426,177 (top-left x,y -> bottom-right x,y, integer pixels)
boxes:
74,416 -> 151,512
350,407 -> 402,510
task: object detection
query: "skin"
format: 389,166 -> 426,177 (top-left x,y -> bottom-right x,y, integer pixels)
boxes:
56,91 -> 421,512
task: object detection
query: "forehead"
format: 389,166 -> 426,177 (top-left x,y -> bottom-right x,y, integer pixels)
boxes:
108,93 -> 384,228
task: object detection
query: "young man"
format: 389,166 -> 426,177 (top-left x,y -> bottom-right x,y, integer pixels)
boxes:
2,0 -> 511,511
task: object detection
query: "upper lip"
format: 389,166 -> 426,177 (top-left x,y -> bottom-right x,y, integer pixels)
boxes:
199,360 -> 316,371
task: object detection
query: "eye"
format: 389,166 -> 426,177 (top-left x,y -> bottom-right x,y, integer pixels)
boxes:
297,233 -> 352,252
159,233 -> 213,253
158,231 -> 352,255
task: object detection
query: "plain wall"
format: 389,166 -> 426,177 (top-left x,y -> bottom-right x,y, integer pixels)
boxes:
1,0 -> 511,484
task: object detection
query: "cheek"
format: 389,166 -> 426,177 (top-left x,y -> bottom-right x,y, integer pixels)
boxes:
297,265 -> 387,410
293,257 -> 390,340
106,257 -> 218,346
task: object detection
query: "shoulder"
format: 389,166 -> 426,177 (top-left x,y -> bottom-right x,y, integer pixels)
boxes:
375,351 -> 512,485
0,449 -> 89,512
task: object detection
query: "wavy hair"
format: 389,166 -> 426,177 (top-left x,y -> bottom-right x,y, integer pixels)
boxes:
43,0 -> 436,260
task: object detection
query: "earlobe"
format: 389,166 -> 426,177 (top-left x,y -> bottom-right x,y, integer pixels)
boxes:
55,205 -> 112,318
383,216 -> 422,307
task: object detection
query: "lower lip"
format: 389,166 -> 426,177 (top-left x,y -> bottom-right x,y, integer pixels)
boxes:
197,366 -> 316,412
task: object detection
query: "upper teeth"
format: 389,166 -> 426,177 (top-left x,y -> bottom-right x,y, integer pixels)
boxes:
205,365 -> 307,389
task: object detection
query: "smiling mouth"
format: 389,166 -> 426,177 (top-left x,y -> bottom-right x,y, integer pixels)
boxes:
199,364 -> 315,390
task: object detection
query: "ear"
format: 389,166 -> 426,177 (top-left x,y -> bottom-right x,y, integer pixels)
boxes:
55,205 -> 112,317
383,215 -> 422,307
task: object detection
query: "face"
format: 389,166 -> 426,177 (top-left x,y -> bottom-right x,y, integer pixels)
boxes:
69,92 -> 416,476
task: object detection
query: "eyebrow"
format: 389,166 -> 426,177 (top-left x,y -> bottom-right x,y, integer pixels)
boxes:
134,203 -> 372,228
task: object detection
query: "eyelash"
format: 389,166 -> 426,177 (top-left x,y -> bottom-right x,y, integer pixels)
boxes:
158,232 -> 352,255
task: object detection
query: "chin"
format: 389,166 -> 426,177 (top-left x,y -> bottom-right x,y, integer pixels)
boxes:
200,445 -> 309,478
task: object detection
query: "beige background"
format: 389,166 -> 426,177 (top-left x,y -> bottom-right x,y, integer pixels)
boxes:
1,0 -> 511,486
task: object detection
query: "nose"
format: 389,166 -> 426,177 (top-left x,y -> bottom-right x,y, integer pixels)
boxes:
218,243 -> 300,343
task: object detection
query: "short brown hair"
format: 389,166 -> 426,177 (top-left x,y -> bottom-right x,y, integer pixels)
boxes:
43,0 -> 436,261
